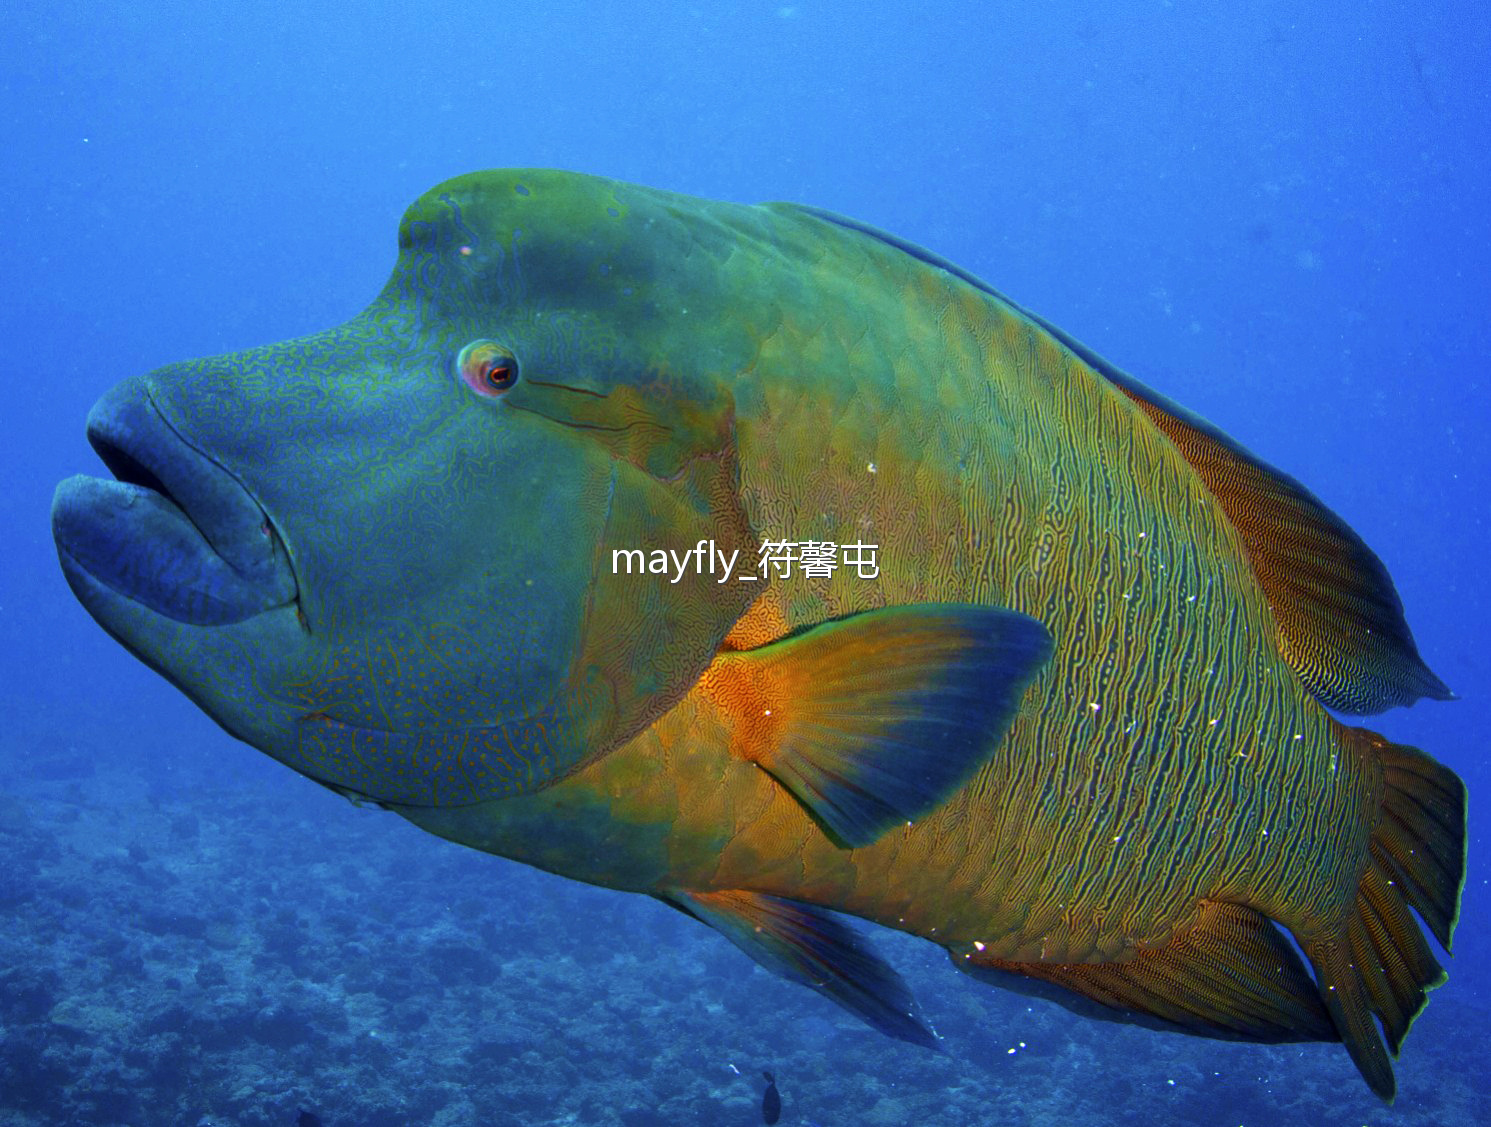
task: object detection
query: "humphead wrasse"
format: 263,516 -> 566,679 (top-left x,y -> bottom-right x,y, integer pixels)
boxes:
52,170 -> 1466,1101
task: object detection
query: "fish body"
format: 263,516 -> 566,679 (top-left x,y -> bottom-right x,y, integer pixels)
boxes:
52,170 -> 1465,1102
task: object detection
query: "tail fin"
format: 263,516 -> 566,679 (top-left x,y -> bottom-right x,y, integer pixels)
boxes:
1304,728 -> 1467,1102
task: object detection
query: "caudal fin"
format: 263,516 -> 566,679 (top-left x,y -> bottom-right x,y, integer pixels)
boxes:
1304,728 -> 1467,1102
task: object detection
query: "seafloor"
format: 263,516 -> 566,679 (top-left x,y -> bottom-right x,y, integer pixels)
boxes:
1,720 -> 1483,1127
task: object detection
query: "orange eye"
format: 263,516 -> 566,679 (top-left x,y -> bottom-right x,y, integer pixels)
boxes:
457,341 -> 519,397
482,361 -> 515,390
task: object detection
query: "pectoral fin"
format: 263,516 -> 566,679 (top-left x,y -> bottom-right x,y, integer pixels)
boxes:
700,604 -> 1052,847
667,888 -> 938,1048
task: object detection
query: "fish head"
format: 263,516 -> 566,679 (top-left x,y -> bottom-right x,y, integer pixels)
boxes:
52,169 -> 759,806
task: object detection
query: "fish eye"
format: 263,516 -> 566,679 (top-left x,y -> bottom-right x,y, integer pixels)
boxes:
457,340 -> 519,397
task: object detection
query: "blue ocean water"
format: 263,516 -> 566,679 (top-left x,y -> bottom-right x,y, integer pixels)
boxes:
2,1 -> 1487,1124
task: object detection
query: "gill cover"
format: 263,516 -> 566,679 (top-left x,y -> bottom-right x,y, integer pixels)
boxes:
286,173 -> 760,806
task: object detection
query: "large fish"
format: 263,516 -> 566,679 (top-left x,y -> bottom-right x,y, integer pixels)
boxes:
52,169 -> 1466,1101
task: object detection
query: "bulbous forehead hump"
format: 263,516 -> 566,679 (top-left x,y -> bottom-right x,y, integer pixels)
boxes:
391,169 -> 755,312
398,169 -> 631,250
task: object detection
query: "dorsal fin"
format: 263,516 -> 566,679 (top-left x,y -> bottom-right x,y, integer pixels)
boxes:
1087,372 -> 1451,713
779,203 -> 1452,714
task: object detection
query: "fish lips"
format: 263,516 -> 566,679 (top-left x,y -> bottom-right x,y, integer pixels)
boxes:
52,378 -> 298,626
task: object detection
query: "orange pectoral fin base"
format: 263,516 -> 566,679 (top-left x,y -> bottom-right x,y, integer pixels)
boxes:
699,603 -> 1053,847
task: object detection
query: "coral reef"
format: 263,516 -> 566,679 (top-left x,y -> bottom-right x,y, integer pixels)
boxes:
0,752 -> 1481,1126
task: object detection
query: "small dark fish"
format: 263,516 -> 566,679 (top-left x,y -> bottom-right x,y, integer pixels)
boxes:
761,1071 -> 781,1125
296,1113 -> 322,1127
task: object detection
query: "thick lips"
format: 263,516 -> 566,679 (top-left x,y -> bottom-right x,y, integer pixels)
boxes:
51,377 -> 298,626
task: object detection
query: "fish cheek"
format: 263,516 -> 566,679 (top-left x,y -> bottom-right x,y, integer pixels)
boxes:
561,401 -> 760,761
294,393 -> 630,800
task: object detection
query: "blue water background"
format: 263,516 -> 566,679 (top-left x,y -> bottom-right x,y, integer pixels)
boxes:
1,2 -> 1486,1124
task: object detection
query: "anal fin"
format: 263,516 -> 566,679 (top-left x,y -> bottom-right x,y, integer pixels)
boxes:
667,888 -> 938,1048
955,900 -> 1335,1044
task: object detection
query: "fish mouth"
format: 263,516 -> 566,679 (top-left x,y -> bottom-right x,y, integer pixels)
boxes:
52,378 -> 299,626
